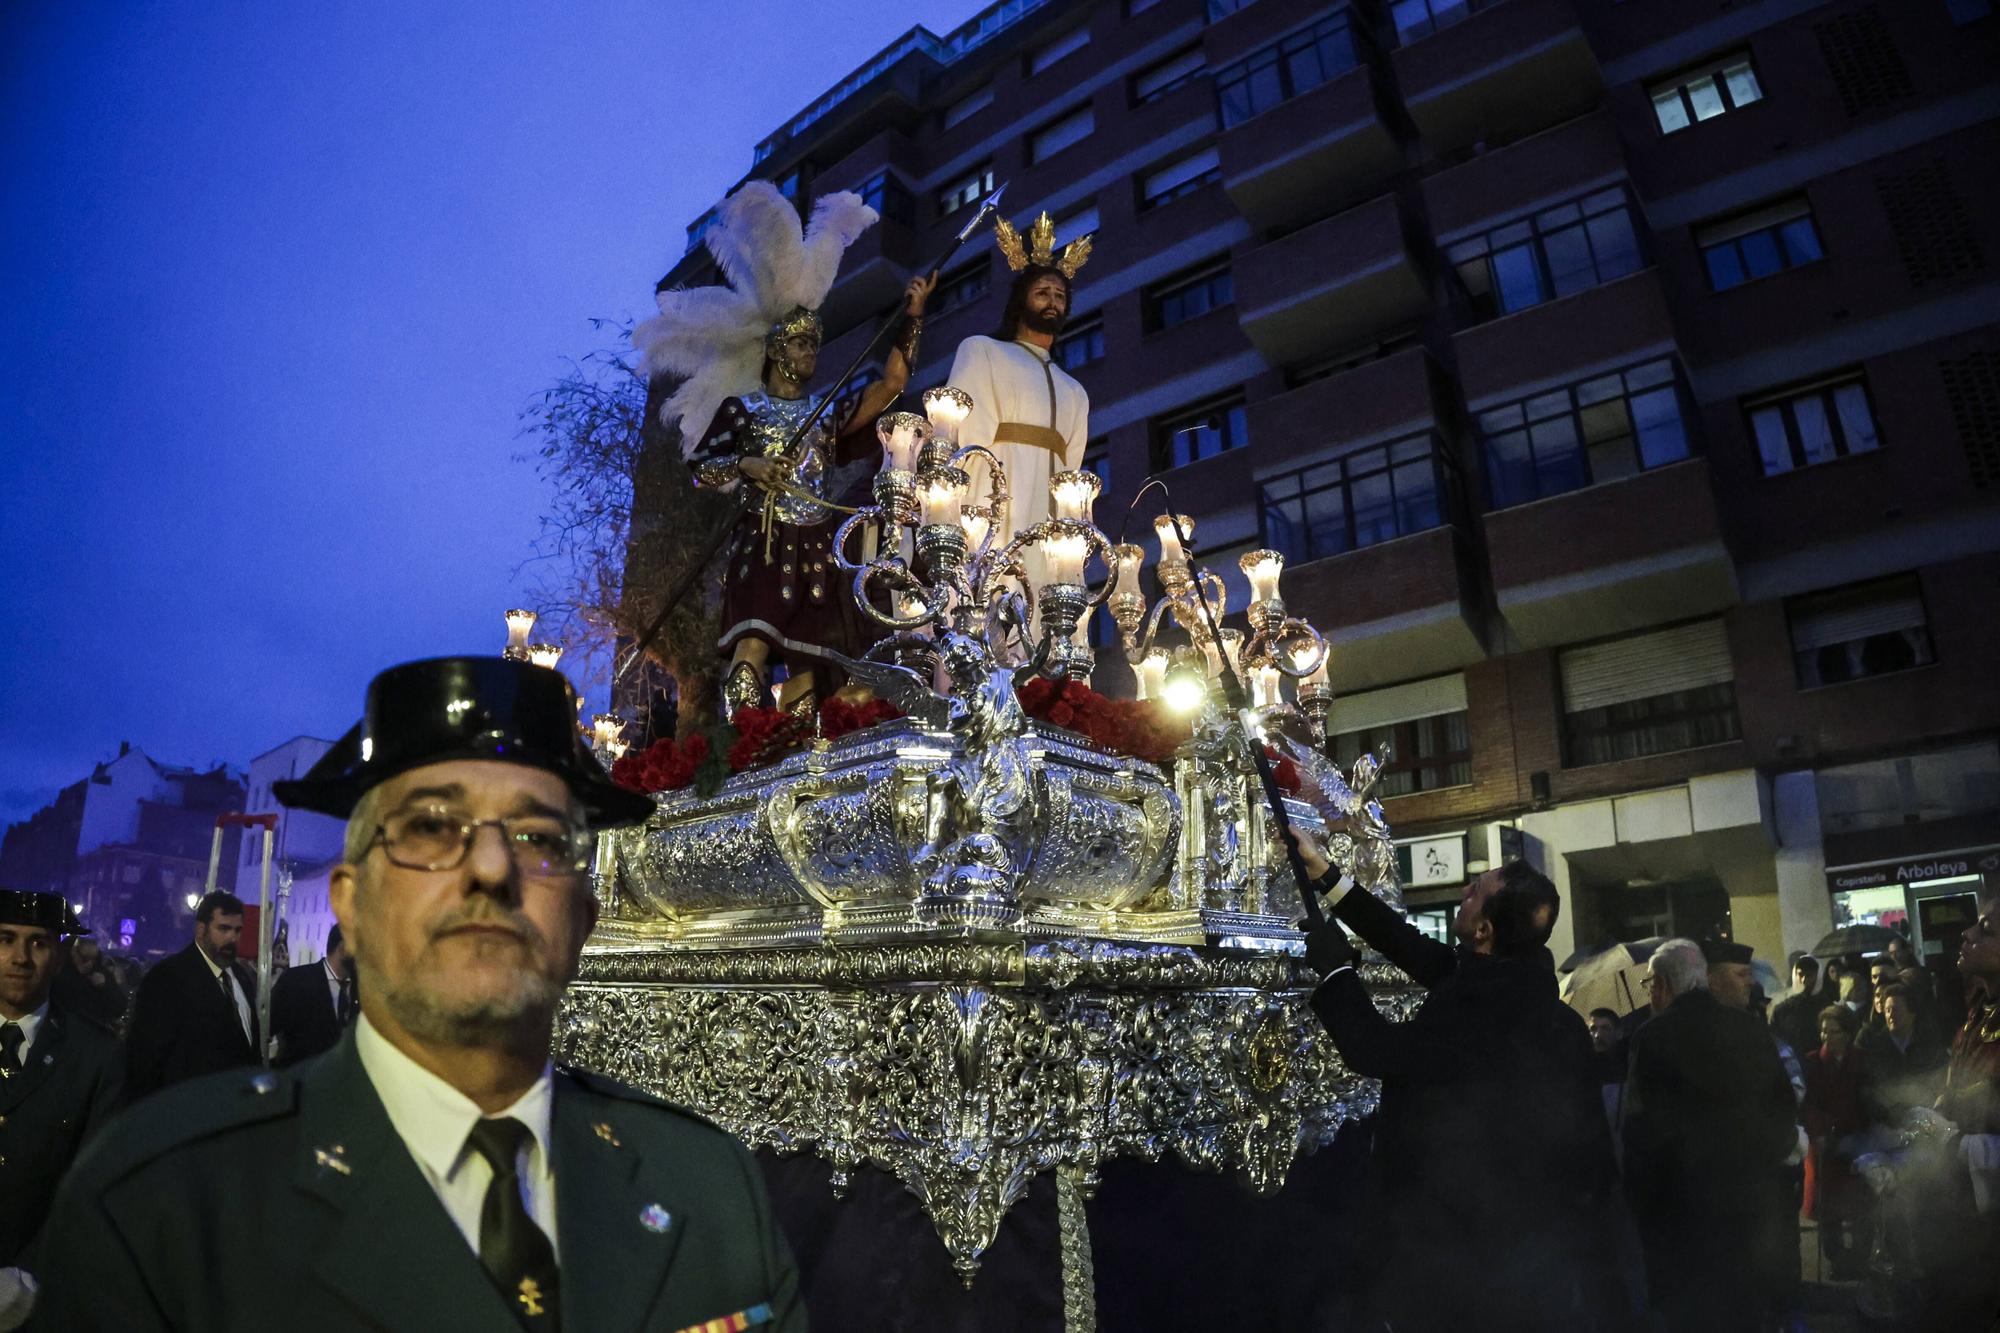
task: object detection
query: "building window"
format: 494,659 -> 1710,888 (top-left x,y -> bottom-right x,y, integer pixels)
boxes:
858,171 -> 916,229
1054,204 -> 1099,249
1560,620 -> 1741,767
1696,196 -> 1824,290
1029,105 -> 1095,163
1333,711 -> 1472,797
1136,47 -> 1206,104
1129,0 -> 1163,13
1391,0 -> 1480,44
1146,258 -> 1233,330
1746,372 -> 1882,476
1479,358 -> 1693,508
1206,0 -> 1255,16
1946,0 -> 1992,20
684,207 -> 719,254
1139,146 -> 1221,209
1054,315 -> 1106,371
938,164 -> 995,218
1154,395 -> 1249,469
943,85 -> 994,130
1083,439 -> 1111,490
1446,186 -> 1644,321
1649,53 -> 1765,135
1260,434 -> 1452,563
1029,25 -> 1091,75
1216,13 -> 1361,128
1788,574 -> 1934,688
931,259 -> 992,317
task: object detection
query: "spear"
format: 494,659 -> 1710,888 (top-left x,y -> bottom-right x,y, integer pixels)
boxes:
614,183 -> 1010,687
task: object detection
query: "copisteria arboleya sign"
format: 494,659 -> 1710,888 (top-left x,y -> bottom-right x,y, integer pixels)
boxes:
1825,844 -> 2000,893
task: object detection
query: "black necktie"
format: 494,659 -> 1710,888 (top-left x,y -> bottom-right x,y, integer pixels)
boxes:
464,1117 -> 560,1331
337,975 -> 356,1025
0,1022 -> 22,1075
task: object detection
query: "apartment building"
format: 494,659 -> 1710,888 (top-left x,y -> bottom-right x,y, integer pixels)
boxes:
654,0 -> 2000,978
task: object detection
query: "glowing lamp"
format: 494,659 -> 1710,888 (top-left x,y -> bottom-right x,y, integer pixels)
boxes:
1112,543 -> 1144,593
1249,664 -> 1283,709
1162,658 -> 1208,714
1241,550 -> 1284,605
590,713 -> 625,749
1134,649 -> 1170,702
184,892 -> 200,911
960,505 -> 992,550
1039,531 -> 1088,586
1050,470 -> 1101,523
528,643 -> 564,669
919,468 -> 969,527
922,386 -> 973,444
876,411 -> 930,473
1154,514 -> 1194,565
503,609 -> 537,659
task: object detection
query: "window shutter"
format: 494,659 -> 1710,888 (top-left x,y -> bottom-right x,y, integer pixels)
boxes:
1329,674 -> 1468,734
1789,584 -> 1926,651
1144,147 -> 1219,199
1559,620 -> 1733,713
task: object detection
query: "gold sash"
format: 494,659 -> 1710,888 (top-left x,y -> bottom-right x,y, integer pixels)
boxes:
994,422 -> 1068,456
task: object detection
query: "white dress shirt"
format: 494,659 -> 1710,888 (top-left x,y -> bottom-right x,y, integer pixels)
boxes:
354,1014 -> 560,1261
323,958 -> 344,1017
197,946 -> 254,1043
2,1000 -> 49,1053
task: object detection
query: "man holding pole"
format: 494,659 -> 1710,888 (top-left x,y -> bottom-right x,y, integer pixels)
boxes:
121,890 -> 261,1103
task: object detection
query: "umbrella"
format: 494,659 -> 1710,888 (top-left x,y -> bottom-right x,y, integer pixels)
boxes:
1561,937 -> 1664,1018
1810,924 -> 1901,959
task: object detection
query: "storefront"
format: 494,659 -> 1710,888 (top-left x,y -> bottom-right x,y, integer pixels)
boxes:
1397,830 -> 1469,943
1825,843 -> 2000,963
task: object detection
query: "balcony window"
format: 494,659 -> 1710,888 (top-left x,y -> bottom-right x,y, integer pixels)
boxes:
858,171 -> 916,229
1649,53 -> 1764,135
1029,105 -> 1095,164
931,259 -> 992,317
1146,258 -> 1233,330
1135,46 -> 1207,104
1216,13 -> 1361,128
1154,394 -> 1249,469
1260,434 -> 1452,563
1746,372 -> 1881,476
685,208 -> 720,254
1447,187 -> 1644,321
943,85 -> 994,130
1054,315 -> 1106,371
1697,196 -> 1823,290
1391,0 -> 1477,44
1560,620 -> 1740,767
1139,146 -> 1221,209
1054,204 -> 1099,249
1333,711 -> 1472,796
1480,358 -> 1692,508
1788,574 -> 1934,688
939,164 -> 996,218
1029,25 -> 1091,75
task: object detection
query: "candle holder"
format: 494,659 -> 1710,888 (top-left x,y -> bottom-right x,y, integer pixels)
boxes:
503,609 -> 537,662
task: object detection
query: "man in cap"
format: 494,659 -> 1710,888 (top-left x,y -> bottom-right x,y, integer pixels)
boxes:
31,657 -> 802,1332
0,889 -> 122,1331
122,888 -> 261,1102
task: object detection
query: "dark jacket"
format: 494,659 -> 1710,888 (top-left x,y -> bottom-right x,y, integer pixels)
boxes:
1310,886 -> 1620,1328
122,942 -> 261,1103
1769,989 -> 1824,1063
270,960 -> 351,1068
29,1029 -> 802,1333
0,1002 -> 123,1267
1854,1023 -> 1947,1126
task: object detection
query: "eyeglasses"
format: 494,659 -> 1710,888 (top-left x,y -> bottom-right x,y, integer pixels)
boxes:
368,809 -> 594,876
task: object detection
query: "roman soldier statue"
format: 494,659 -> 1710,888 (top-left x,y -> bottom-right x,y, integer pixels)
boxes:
635,181 -> 933,719
945,213 -> 1093,591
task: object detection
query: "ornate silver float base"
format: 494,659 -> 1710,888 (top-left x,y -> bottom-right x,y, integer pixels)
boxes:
556,939 -> 1415,1284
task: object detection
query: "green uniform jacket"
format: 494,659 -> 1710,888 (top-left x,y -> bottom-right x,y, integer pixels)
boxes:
0,1002 -> 123,1267
28,1029 -> 804,1333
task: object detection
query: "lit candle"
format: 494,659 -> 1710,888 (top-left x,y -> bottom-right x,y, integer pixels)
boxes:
1050,470 -> 1101,523
919,468 -> 968,526
1299,646 -> 1331,689
1154,514 -> 1193,565
1039,531 -> 1088,586
922,386 -> 973,444
1135,649 -> 1170,701
504,609 -> 537,652
591,713 -> 625,748
960,505 -> 992,550
876,411 -> 930,472
528,643 -> 563,669
1250,664 -> 1282,709
1241,549 -> 1284,605
1112,543 -> 1144,594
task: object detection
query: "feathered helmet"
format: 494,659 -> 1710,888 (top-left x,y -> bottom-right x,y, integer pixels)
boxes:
633,181 -> 877,454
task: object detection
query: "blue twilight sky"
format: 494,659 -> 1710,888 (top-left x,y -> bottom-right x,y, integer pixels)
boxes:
0,0 -> 982,822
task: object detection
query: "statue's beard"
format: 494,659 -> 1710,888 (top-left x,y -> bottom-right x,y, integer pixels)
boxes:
1020,306 -> 1064,335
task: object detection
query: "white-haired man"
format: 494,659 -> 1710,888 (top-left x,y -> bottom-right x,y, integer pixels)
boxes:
1624,938 -> 1796,1333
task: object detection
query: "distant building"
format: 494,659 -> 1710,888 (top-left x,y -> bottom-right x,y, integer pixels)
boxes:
237,736 -> 346,966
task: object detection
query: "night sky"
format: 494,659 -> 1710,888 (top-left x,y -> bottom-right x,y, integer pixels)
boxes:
1,0 -> 979,822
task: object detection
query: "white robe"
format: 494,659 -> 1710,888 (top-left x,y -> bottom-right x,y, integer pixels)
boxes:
944,335 -> 1091,583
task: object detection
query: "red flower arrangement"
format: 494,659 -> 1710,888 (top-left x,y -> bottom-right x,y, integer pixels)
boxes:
1264,746 -> 1303,797
611,695 -> 908,797
1015,676 -> 1191,767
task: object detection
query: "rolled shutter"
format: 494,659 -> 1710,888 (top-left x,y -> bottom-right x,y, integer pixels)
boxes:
1559,619 -> 1733,714
1329,674 -> 1468,734
1789,582 -> 1926,651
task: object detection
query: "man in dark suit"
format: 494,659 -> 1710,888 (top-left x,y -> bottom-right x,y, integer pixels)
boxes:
1624,938 -> 1798,1333
122,890 -> 261,1102
1287,835 -> 1623,1332
32,656 -> 801,1332
0,888 -> 122,1329
270,923 -> 355,1067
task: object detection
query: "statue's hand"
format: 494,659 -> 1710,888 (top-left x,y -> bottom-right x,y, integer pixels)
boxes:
738,456 -> 779,483
906,271 -> 938,315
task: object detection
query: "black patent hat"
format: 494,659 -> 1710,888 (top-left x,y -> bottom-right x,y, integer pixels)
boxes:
272,656 -> 654,829
0,887 -> 90,938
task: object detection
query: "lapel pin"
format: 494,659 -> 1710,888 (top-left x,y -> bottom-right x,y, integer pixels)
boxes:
313,1143 -> 353,1176
592,1121 -> 621,1147
639,1203 -> 672,1233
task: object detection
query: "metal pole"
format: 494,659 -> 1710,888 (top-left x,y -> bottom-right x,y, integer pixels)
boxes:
202,825 -> 224,897
255,823 -> 274,1066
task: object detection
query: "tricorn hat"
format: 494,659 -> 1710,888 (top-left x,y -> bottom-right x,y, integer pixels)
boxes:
0,887 -> 90,938
1701,936 -> 1755,967
273,657 -> 654,829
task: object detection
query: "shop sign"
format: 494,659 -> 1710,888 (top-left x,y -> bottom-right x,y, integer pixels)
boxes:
1397,833 -> 1466,889
1825,845 -> 2000,892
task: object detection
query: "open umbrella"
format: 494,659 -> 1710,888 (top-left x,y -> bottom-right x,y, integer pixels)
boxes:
1561,937 -> 1664,1018
1810,924 -> 1901,959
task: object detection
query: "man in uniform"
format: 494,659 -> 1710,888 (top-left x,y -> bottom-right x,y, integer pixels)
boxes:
31,657 -> 803,1332
0,889 -> 122,1330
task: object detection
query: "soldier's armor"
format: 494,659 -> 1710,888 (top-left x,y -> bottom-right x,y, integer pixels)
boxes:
700,392 -> 836,526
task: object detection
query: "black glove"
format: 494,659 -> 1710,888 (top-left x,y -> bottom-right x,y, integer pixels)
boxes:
1302,923 -> 1360,977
